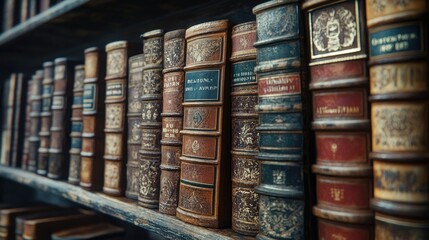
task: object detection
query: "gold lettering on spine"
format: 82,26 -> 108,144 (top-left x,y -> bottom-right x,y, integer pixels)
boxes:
330,188 -> 344,201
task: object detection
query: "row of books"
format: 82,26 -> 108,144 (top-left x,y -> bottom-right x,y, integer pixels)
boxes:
0,203 -> 125,239
0,0 -> 428,239
2,0 -> 62,32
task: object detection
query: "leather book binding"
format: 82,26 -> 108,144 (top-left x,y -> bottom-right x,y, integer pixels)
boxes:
50,223 -> 125,240
68,65 -> 85,185
159,29 -> 185,215
303,0 -> 374,238
125,53 -> 144,200
48,57 -> 77,179
37,61 -> 54,175
138,29 -> 164,209
22,76 -> 33,170
28,70 -> 43,172
366,0 -> 429,235
80,47 -> 106,191
0,73 -> 17,166
253,0 -> 306,238
230,21 -> 259,236
176,20 -> 231,228
10,73 -> 25,167
103,41 -> 135,196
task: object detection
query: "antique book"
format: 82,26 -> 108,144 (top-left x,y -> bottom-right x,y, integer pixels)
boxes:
15,209 -> 78,240
37,61 -> 54,175
302,0 -> 373,238
125,53 -> 144,200
3,0 -> 17,31
10,73 -> 25,167
103,41 -> 136,196
176,20 -> 231,228
139,29 -> 164,209
20,0 -> 28,22
80,47 -> 106,191
0,204 -> 54,240
28,70 -> 43,172
39,0 -> 50,12
0,74 -> 17,166
159,29 -> 185,215
253,0 -> 306,239
48,57 -> 77,179
51,223 -> 125,240
22,211 -> 100,240
229,21 -> 259,236
22,77 -> 33,170
28,0 -> 37,17
68,65 -> 85,185
366,0 -> 429,235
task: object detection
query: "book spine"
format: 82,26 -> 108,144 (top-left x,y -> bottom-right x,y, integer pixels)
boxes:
68,65 -> 85,185
28,70 -> 43,172
80,47 -> 105,190
365,0 -> 429,235
28,0 -> 37,17
48,57 -> 75,179
229,21 -> 259,236
176,20 -> 231,228
0,74 -> 17,166
159,29 -> 185,215
138,29 -> 164,209
103,41 -> 130,196
253,0 -> 306,239
20,0 -> 28,23
3,0 -> 16,31
303,0 -> 374,237
37,61 -> 54,175
22,77 -> 33,170
125,53 -> 144,200
10,73 -> 25,167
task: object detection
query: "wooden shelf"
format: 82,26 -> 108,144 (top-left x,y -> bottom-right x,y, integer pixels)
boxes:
0,0 -> 263,80
0,166 -> 253,240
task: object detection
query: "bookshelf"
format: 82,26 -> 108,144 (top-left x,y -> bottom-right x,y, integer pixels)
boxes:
0,0 -> 266,238
0,166 -> 253,240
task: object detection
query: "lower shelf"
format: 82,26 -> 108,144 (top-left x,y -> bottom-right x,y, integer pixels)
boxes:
0,166 -> 253,240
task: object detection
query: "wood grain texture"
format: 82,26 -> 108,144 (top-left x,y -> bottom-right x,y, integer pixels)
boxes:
0,166 -> 254,240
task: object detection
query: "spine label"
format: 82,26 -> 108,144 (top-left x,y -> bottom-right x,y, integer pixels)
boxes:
184,70 -> 220,101
83,83 -> 97,111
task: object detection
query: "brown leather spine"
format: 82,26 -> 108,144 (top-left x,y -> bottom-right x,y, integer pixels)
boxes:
176,20 -> 231,228
138,29 -> 164,209
125,53 -> 144,200
22,77 -> 34,170
103,41 -> 132,196
10,73 -> 25,167
50,223 -> 125,240
229,21 -> 259,236
80,47 -> 106,191
37,61 -> 54,175
47,57 -> 76,179
159,29 -> 185,215
28,70 -> 43,173
303,0 -> 373,237
0,73 -> 17,166
365,0 -> 429,231
68,65 -> 85,185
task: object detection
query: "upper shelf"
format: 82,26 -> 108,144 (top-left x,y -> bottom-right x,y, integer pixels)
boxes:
0,166 -> 253,240
0,0 -> 262,80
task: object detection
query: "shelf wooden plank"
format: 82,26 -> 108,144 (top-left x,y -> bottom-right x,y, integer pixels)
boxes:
0,0 -> 90,46
0,166 -> 253,240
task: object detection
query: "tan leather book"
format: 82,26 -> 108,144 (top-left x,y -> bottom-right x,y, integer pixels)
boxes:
22,211 -> 100,240
159,29 -> 185,215
28,70 -> 43,173
51,223 -> 125,240
103,41 -> 137,196
229,21 -> 259,236
48,58 -> 78,179
80,47 -> 106,191
138,29 -> 163,209
176,20 -> 231,228
37,61 -> 54,175
68,65 -> 85,185
365,0 -> 429,236
125,53 -> 144,200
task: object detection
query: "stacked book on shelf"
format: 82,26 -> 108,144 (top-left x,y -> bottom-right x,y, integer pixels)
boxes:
0,0 -> 428,239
